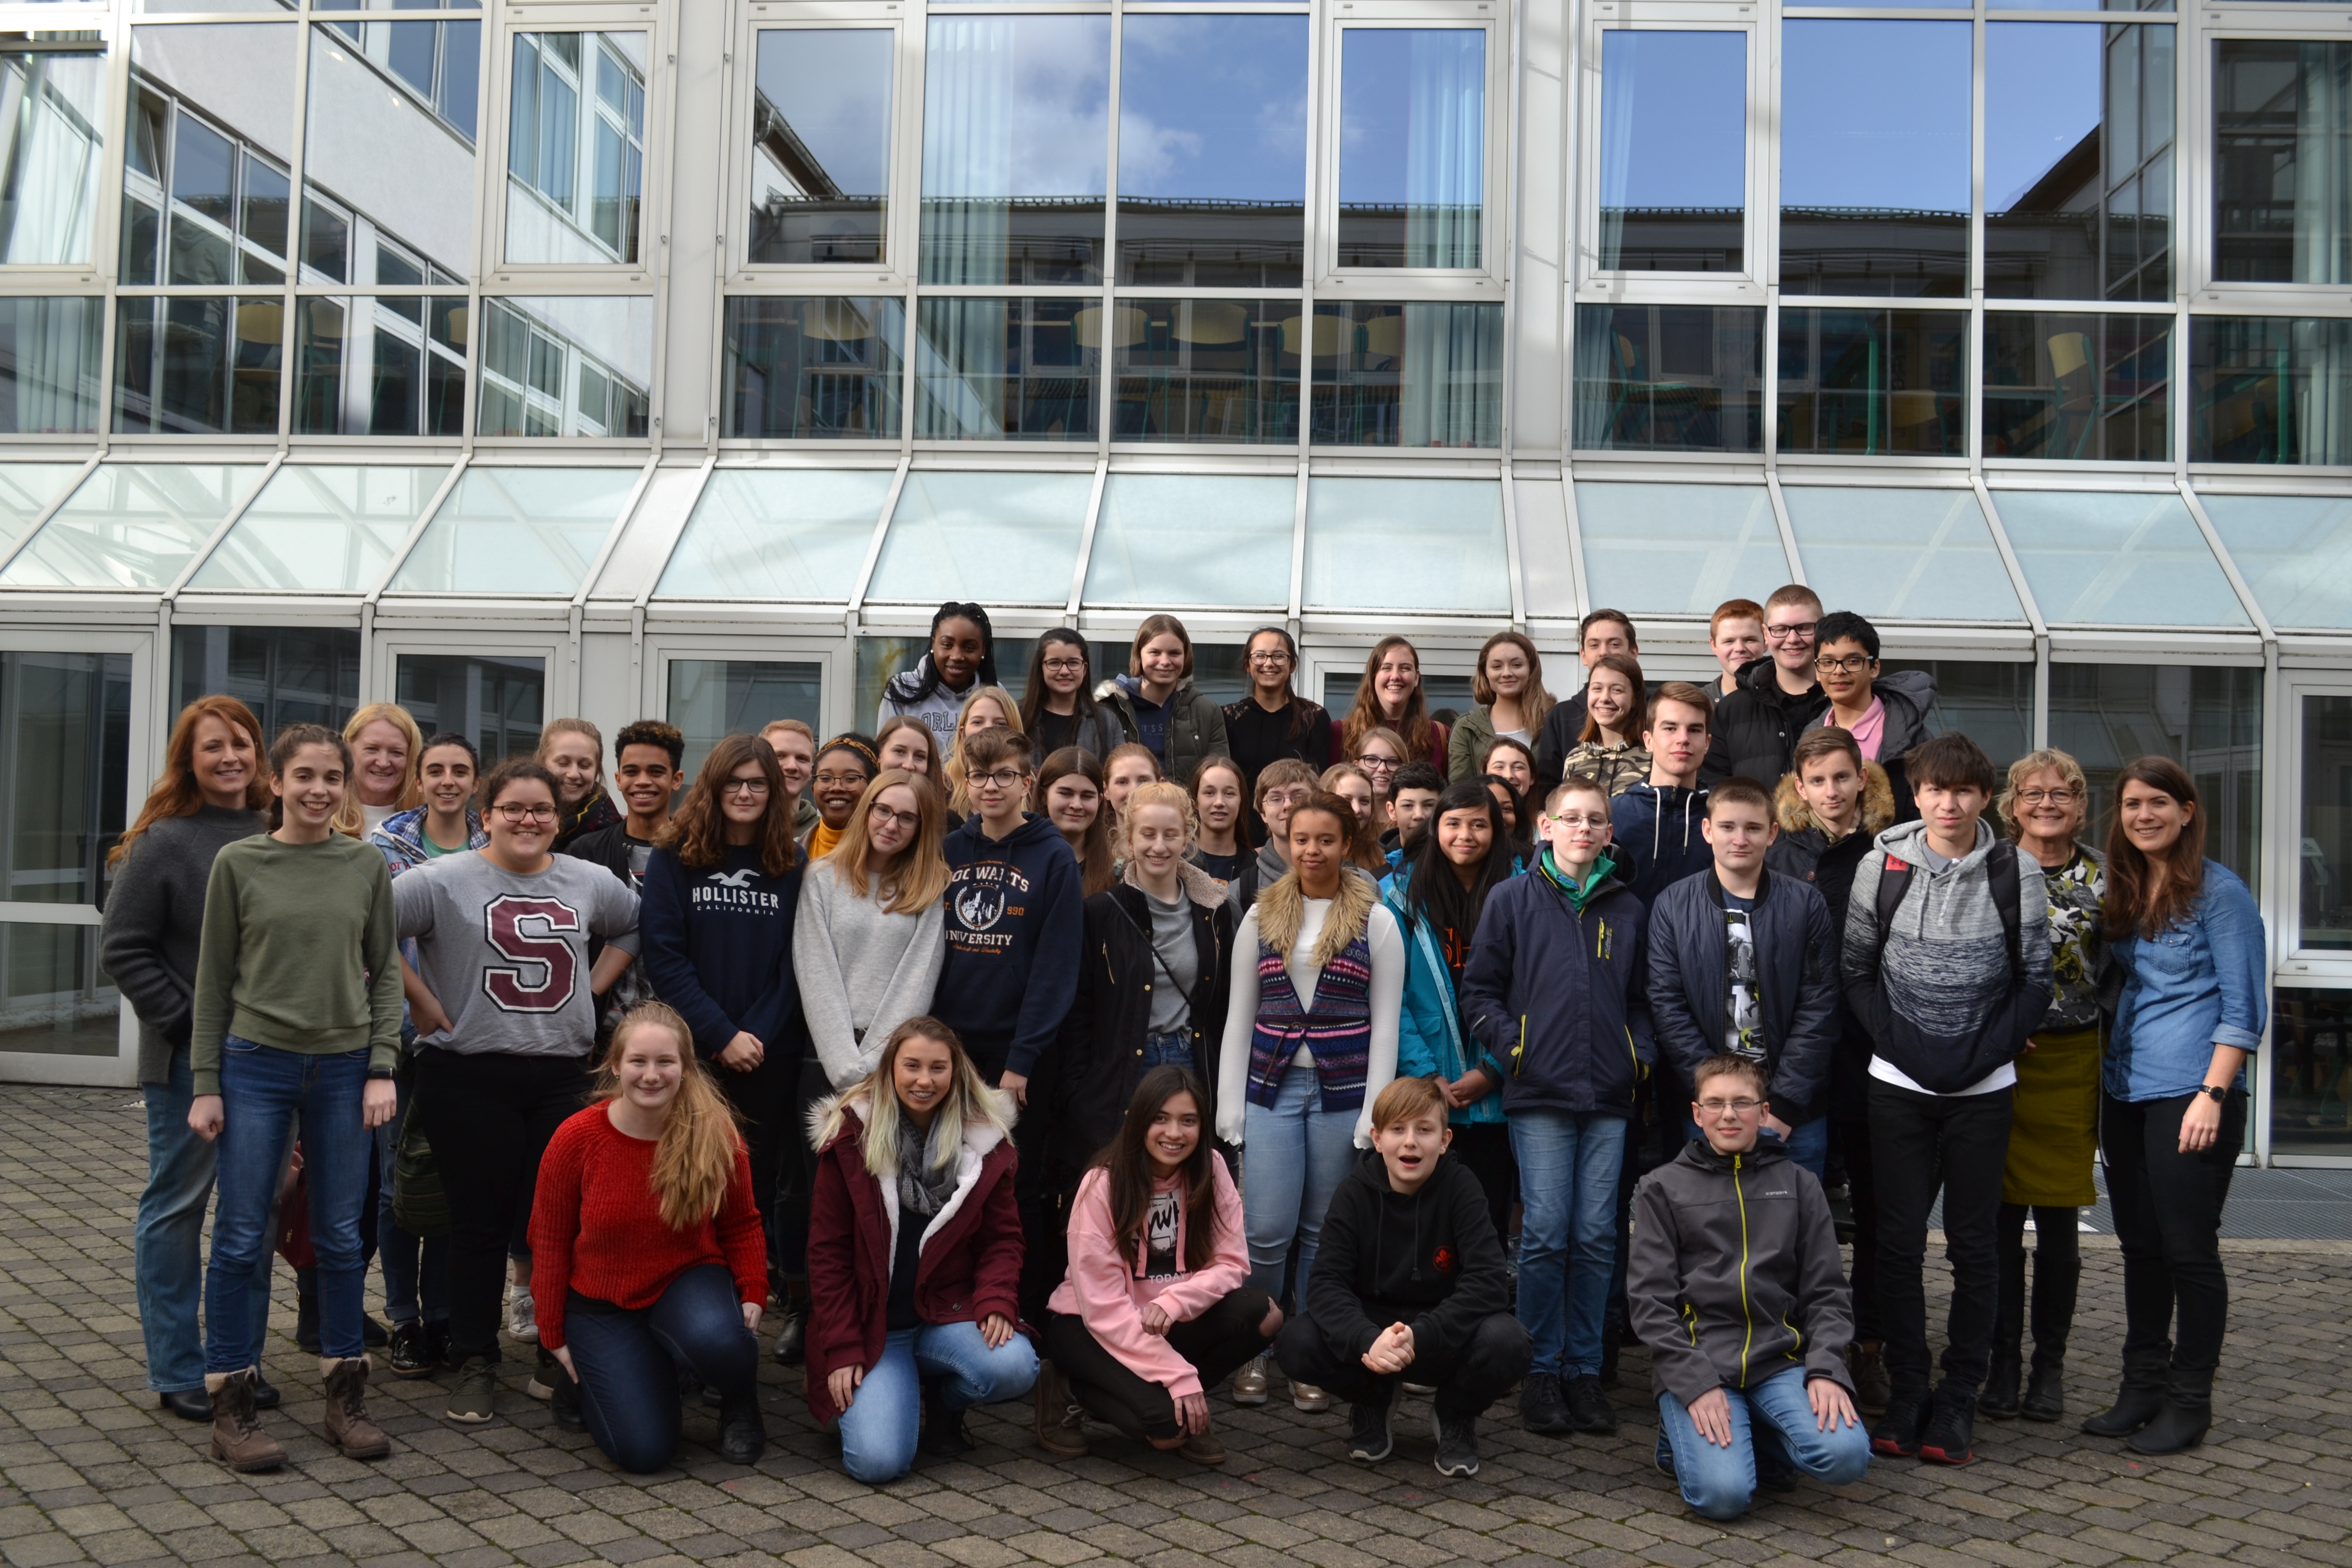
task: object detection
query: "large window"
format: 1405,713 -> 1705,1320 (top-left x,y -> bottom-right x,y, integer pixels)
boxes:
1573,305 -> 1762,453
748,29 -> 893,267
1311,302 -> 1501,448
0,40 -> 104,267
2215,40 -> 2352,285
1777,308 -> 1965,456
395,652 -> 545,762
723,297 -> 903,439
913,298 -> 1097,442
1984,311 -> 2171,461
507,30 -> 646,266
478,297 -> 649,439
169,625 -> 359,740
668,659 -> 821,778
2048,663 -> 2261,889
1336,28 -> 1486,271
2192,315 -> 2352,465
1596,31 -> 1745,275
1111,299 -> 1300,444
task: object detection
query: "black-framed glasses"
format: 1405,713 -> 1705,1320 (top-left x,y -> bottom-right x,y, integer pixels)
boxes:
722,777 -> 771,796
1248,651 -> 1293,666
973,768 -> 1030,789
1764,621 -> 1818,642
867,804 -> 921,830
1358,755 -> 1401,773
495,802 -> 558,823
1042,658 -> 1086,674
2014,788 -> 2078,806
1815,653 -> 1874,674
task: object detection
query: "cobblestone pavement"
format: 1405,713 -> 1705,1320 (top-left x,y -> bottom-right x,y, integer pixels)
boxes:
3,1085 -> 2347,1568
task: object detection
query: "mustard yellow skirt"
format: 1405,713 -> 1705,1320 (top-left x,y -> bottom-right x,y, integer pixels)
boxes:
2003,1023 -> 2101,1208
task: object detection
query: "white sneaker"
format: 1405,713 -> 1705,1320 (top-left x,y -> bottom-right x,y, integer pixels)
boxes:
506,1286 -> 538,1343
1232,1356 -> 1268,1406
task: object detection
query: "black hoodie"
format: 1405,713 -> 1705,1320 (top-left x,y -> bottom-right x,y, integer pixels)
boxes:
934,811 -> 1083,1081
1305,1151 -> 1512,1362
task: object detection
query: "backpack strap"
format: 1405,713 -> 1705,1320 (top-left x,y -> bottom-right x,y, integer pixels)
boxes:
1987,839 -> 2022,983
1874,854 -> 1914,946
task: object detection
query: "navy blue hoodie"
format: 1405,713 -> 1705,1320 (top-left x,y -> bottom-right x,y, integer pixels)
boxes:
1610,780 -> 1711,909
640,844 -> 802,1060
935,811 -> 1083,1080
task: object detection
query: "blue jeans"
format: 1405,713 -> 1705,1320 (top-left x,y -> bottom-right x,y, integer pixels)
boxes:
1680,1115 -> 1829,1180
136,1043 -> 274,1393
374,1074 -> 448,1327
205,1039 -> 375,1371
1140,1028 -> 1194,1072
1656,1364 -> 1871,1520
564,1265 -> 759,1474
1511,1109 -> 1626,1379
1241,1066 -> 1359,1308
836,1320 -> 1038,1484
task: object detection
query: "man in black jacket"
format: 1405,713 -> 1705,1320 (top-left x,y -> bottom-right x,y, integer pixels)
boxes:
1701,585 -> 1827,788
1275,1077 -> 1531,1479
1647,777 -> 1840,1179
1630,1053 -> 1870,1520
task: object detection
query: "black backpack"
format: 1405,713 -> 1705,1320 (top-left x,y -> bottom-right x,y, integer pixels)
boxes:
1875,839 -> 2022,982
1857,839 -> 2045,1094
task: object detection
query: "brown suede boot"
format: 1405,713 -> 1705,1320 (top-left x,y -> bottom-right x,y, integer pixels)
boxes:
207,1368 -> 286,1473
323,1357 -> 391,1460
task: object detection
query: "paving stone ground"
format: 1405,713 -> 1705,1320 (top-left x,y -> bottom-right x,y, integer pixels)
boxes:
3,1084 -> 2347,1568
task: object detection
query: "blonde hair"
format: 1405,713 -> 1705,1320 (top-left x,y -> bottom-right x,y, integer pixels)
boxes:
595,1002 -> 746,1231
333,701 -> 424,836
1995,748 -> 2091,838
944,684 -> 1026,814
832,1017 -> 1015,1181
832,769 -> 951,915
1118,779 -> 1197,858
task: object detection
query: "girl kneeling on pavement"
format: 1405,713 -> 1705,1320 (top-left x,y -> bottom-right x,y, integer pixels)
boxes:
1040,1066 -> 1278,1465
807,1017 -> 1037,1482
530,1002 -> 768,1472
189,723 -> 405,1471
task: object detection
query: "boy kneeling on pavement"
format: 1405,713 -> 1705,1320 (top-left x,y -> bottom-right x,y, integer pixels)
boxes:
1630,1052 -> 1871,1520
1276,1076 -> 1531,1478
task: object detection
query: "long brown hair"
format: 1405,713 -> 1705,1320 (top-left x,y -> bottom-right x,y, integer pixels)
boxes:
2102,755 -> 2208,941
1578,653 -> 1648,744
832,769 -> 951,914
1094,1066 -> 1221,1275
1472,630 -> 1557,732
1189,754 -> 1256,850
594,1002 -> 746,1231
1039,746 -> 1116,896
1342,636 -> 1438,764
113,695 -> 267,867
659,733 -> 799,875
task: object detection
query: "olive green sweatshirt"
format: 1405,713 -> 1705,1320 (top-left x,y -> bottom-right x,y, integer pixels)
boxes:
190,831 -> 405,1095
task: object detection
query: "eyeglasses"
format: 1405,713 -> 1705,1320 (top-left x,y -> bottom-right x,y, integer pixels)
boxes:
1248,651 -> 1292,666
868,804 -> 921,830
494,802 -> 558,823
2015,788 -> 2078,806
973,768 -> 1030,789
1814,653 -> 1874,675
814,771 -> 869,789
1041,658 -> 1086,674
1763,621 -> 1819,643
722,777 -> 771,797
1547,813 -> 1610,831
1263,788 -> 1309,808
1697,1098 -> 1764,1116
1358,755 -> 1401,773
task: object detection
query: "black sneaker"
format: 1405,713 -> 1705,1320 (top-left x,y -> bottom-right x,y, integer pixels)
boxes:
387,1320 -> 434,1379
1432,1411 -> 1479,1477
1348,1391 -> 1394,1462
1565,1374 -> 1618,1435
1871,1394 -> 1928,1458
1918,1391 -> 1977,1466
1520,1371 -> 1573,1436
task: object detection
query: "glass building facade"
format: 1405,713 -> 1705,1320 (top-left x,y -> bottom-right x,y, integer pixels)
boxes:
0,0 -> 2341,1165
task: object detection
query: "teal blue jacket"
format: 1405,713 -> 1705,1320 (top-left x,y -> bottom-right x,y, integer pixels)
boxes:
1378,871 -> 1508,1126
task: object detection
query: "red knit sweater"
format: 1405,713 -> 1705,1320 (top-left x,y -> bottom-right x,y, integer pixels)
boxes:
527,1103 -> 768,1350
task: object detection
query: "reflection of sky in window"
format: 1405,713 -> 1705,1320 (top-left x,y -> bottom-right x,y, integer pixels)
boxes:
1338,29 -> 1485,206
1985,23 -> 2102,212
1780,21 -> 1969,212
756,30 -> 893,197
922,15 -> 1109,199
1117,15 -> 1307,202
1599,31 -> 1745,209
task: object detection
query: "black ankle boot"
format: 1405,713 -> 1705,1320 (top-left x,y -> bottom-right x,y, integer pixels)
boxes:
2127,1366 -> 2213,1455
1979,1348 -> 2022,1420
919,1384 -> 974,1456
2020,1355 -> 2065,1423
2081,1350 -> 2169,1437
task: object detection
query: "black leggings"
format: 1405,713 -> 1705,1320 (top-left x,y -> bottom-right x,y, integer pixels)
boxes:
1994,1204 -> 2080,1368
1448,1124 -> 1517,1252
1042,1288 -> 1275,1443
1833,1115 -> 1883,1343
2102,1090 -> 2244,1374
713,1047 -> 794,1285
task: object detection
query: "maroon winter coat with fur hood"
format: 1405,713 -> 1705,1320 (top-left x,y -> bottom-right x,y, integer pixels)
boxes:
803,1088 -> 1023,1423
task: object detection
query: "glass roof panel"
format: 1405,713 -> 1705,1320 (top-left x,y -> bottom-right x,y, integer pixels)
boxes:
1085,474 -> 1294,609
0,465 -> 89,559
1992,488 -> 2250,628
188,465 -> 451,593
656,469 -> 894,601
0,464 -> 268,591
1574,481 -> 1791,617
1304,478 -> 1508,613
388,467 -> 642,595
865,470 -> 1093,605
2196,492 -> 2352,631
1780,485 -> 2024,623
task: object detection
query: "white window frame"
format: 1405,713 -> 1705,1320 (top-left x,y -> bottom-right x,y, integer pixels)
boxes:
643,631 -> 842,740
485,10 -> 667,285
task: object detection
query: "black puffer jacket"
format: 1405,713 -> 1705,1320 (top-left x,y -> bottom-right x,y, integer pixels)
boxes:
1645,867 -> 1841,1127
1628,1136 -> 1856,1405
1700,656 -> 1827,789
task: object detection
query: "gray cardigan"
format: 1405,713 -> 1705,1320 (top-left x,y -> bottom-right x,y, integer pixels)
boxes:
792,856 -> 947,1090
99,805 -> 267,1085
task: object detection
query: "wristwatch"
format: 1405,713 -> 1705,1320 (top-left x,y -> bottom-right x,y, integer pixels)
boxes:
2199,1085 -> 2227,1103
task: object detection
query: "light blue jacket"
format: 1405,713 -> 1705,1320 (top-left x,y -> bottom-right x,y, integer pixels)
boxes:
1378,872 -> 1506,1125
2104,861 -> 2266,1104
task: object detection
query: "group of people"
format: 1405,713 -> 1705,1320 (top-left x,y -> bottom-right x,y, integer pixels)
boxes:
100,588 -> 2263,1518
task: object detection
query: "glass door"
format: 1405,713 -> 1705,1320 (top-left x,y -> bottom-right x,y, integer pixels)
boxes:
2277,678 -> 2352,1161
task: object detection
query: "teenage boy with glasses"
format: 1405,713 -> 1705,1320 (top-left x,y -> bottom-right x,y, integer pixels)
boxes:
1800,611 -> 1939,820
1703,585 -> 1828,789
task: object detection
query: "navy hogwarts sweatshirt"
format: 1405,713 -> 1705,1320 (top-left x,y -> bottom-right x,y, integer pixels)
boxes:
935,812 -> 1083,1080
640,843 -> 802,1059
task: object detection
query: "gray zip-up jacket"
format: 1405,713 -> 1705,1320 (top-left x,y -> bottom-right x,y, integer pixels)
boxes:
1628,1136 -> 1855,1407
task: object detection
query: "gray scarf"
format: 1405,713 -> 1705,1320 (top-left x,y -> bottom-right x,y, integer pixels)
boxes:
895,1114 -> 958,1223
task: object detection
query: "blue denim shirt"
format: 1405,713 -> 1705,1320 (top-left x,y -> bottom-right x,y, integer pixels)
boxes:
2104,861 -> 2266,1104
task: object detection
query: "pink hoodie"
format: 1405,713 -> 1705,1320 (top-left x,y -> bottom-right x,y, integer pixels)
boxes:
1046,1159 -> 1248,1400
